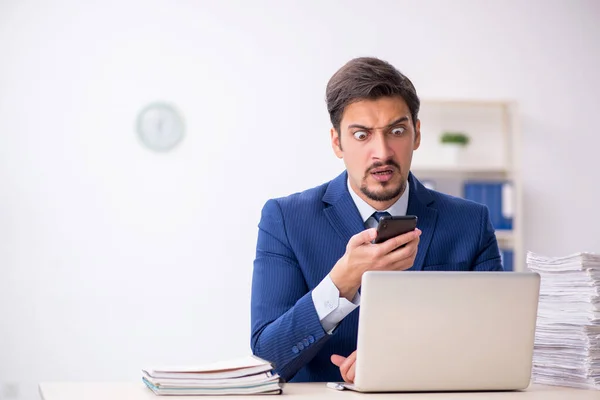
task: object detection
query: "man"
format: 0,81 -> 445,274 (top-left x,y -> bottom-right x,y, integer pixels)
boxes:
250,57 -> 503,384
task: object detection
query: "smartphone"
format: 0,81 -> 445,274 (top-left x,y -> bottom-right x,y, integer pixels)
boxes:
373,215 -> 418,244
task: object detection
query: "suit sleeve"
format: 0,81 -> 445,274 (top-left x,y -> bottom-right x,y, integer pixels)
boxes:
250,199 -> 331,381
472,204 -> 504,271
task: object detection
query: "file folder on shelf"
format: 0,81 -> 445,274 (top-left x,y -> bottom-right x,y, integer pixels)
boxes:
500,249 -> 514,271
463,181 -> 513,230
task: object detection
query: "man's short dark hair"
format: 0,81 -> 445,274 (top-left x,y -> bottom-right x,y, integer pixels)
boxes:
326,57 -> 420,137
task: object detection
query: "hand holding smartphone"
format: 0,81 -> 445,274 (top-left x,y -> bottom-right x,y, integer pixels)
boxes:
373,215 -> 418,244
330,214 -> 420,300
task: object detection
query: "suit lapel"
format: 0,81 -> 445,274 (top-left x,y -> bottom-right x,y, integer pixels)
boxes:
406,173 -> 438,271
322,171 -> 365,243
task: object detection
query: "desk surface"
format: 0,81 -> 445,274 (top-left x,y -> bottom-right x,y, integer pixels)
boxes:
38,382 -> 598,399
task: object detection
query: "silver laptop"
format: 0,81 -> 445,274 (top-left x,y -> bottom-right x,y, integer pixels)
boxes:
338,271 -> 540,392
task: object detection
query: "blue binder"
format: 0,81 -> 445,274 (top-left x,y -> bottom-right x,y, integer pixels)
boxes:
463,181 -> 513,230
500,249 -> 514,272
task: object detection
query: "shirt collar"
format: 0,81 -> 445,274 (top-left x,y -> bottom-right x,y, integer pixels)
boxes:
347,177 -> 410,223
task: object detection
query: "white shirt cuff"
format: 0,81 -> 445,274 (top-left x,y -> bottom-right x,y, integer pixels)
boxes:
312,274 -> 360,334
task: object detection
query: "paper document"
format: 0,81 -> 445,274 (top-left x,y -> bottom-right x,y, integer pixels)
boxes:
142,355 -> 283,395
527,251 -> 600,390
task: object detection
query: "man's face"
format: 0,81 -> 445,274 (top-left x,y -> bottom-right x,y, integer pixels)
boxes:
331,96 -> 420,210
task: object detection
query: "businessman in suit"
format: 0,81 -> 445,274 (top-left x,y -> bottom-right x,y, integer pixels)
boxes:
250,57 -> 503,384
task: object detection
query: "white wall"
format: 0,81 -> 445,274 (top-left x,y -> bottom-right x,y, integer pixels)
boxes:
1,0 -> 599,398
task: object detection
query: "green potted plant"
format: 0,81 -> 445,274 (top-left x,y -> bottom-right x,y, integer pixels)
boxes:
440,131 -> 470,146
439,131 -> 470,165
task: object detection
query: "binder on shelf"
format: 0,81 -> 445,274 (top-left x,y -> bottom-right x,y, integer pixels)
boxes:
463,181 -> 513,230
500,249 -> 514,272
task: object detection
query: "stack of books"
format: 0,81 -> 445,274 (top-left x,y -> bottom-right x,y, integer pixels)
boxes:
142,355 -> 283,395
527,251 -> 600,390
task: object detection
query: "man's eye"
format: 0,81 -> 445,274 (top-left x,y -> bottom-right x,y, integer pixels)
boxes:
353,131 -> 368,140
391,127 -> 405,136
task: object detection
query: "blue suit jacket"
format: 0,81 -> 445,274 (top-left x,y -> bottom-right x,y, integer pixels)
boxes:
250,171 -> 503,382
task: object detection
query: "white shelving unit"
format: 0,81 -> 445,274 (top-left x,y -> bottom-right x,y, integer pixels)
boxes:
411,99 -> 524,272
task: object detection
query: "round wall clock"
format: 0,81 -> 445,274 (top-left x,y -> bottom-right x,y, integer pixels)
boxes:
136,102 -> 185,152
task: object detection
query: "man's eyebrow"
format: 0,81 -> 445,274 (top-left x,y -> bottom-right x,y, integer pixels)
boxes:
347,116 -> 409,131
385,116 -> 410,128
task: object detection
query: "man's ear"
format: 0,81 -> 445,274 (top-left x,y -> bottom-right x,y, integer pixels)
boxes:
331,127 -> 343,158
413,119 -> 421,150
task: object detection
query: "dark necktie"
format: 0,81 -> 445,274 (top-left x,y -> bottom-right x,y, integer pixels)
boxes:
372,211 -> 391,222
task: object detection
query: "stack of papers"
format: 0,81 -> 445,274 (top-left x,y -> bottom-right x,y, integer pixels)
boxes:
142,355 -> 283,395
527,251 -> 600,390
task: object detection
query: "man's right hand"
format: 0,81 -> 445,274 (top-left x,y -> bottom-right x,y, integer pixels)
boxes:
329,227 -> 421,300
331,351 -> 357,383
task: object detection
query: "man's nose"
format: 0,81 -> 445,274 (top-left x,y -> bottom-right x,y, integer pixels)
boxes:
371,133 -> 394,160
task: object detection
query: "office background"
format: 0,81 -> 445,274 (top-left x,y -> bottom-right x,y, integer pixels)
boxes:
0,0 -> 599,398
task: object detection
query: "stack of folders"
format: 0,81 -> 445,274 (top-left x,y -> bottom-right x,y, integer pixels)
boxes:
142,355 -> 283,395
527,251 -> 600,390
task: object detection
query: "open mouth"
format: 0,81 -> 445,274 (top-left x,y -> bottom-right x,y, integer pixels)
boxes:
370,167 -> 395,182
372,169 -> 393,176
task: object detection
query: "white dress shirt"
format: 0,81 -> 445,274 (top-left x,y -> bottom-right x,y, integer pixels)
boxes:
312,178 -> 410,333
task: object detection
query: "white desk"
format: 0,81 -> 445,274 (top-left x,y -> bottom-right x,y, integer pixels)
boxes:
38,382 -> 598,399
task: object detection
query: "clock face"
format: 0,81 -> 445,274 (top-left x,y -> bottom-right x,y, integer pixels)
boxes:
136,103 -> 184,152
